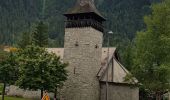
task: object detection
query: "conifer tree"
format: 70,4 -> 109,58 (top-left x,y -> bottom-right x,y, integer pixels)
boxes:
18,32 -> 31,49
32,21 -> 48,47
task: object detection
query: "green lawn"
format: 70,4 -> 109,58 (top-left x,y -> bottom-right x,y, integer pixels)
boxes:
0,96 -> 31,100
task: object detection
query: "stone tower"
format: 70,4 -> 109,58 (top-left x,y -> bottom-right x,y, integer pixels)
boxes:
62,0 -> 105,100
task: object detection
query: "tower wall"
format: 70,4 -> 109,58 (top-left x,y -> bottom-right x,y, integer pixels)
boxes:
62,27 -> 103,100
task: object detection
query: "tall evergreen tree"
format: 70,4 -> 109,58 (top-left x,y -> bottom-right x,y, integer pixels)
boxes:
132,0 -> 170,99
17,32 -> 31,49
32,21 -> 48,47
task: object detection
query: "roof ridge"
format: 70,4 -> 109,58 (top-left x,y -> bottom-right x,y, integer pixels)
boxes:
64,0 -> 105,19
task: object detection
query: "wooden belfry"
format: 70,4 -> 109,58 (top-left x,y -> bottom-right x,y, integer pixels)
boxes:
64,0 -> 106,32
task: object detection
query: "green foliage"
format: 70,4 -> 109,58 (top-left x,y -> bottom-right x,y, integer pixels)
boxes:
0,51 -> 18,100
132,0 -> 170,98
119,41 -> 134,70
0,50 -> 8,62
17,32 -> 31,49
16,45 -> 67,92
48,54 -> 68,90
0,0 -> 159,47
32,21 -> 48,47
0,52 -> 18,84
0,0 -> 161,70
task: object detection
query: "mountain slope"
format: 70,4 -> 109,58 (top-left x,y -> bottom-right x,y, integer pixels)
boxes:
0,0 -> 158,47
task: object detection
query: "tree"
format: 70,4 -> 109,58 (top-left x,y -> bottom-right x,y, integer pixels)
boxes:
0,51 -> 18,100
32,21 -> 49,47
17,32 -> 31,49
120,41 -> 134,71
16,45 -> 67,99
132,0 -> 170,100
0,49 -> 8,62
49,54 -> 68,99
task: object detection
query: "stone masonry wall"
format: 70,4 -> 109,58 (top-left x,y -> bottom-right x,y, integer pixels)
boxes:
61,27 -> 103,100
100,83 -> 139,100
7,85 -> 54,99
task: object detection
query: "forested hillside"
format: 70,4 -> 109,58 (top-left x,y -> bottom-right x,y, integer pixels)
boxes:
0,0 -> 160,47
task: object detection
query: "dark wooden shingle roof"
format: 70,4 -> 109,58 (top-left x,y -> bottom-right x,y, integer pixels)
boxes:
65,0 -> 105,20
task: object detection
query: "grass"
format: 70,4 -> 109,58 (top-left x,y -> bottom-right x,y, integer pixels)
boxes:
0,84 -> 34,100
0,96 -> 31,100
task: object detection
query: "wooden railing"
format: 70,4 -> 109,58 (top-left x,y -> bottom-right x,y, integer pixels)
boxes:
65,19 -> 104,32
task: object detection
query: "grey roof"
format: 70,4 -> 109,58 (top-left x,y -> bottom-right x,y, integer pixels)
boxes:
97,48 -> 138,85
64,0 -> 105,20
47,47 -> 138,85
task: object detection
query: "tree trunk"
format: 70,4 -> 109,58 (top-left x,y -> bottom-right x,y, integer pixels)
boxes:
2,83 -> 6,100
41,88 -> 43,100
54,89 -> 57,100
156,93 -> 161,100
